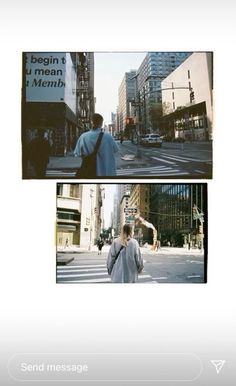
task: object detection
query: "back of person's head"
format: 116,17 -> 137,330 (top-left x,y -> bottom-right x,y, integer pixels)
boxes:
92,113 -> 103,128
37,130 -> 45,139
120,224 -> 133,246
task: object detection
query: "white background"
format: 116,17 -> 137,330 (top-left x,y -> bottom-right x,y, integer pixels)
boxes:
0,1 -> 235,384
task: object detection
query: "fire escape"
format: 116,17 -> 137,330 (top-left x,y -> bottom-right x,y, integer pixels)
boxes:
76,53 -> 94,135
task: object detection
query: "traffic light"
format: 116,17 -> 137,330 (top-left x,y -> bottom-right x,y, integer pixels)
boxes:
190,90 -> 195,102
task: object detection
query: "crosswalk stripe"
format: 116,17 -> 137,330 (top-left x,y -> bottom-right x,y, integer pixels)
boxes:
47,171 -> 76,176
57,264 -> 106,269
160,155 -> 189,163
57,274 -> 154,283
57,272 -> 108,278
156,152 -> 211,162
57,268 -> 107,273
58,278 -> 111,283
151,157 -> 176,165
149,170 -> 189,175
117,166 -> 178,175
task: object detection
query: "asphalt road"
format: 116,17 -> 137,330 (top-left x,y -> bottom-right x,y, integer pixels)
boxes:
116,140 -> 212,178
45,140 -> 212,179
56,247 -> 205,284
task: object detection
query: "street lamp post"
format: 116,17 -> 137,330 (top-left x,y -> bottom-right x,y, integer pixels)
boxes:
89,187 -> 94,251
129,73 -> 143,159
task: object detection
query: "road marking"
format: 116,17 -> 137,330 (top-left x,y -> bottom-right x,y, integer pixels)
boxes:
152,277 -> 168,280
57,268 -> 107,273
57,272 -> 109,278
157,152 -> 212,162
117,166 -> 189,176
149,170 -> 189,175
57,275 -> 152,283
160,155 -> 189,163
187,275 -> 201,279
151,157 -> 176,165
58,278 -> 111,283
186,260 -> 204,264
57,264 -> 106,269
46,170 -> 76,176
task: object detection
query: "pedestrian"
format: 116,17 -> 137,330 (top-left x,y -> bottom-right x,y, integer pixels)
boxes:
107,224 -> 144,283
97,238 -> 104,255
65,238 -> 69,248
28,129 -> 51,178
74,113 -> 119,177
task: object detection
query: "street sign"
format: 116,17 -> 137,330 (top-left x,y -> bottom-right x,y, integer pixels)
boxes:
124,208 -> 138,214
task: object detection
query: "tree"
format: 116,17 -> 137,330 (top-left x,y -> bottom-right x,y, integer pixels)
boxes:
149,102 -> 163,131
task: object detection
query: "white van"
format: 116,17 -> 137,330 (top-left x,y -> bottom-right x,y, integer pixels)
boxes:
141,134 -> 163,147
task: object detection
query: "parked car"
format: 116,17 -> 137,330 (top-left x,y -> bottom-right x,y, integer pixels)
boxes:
140,134 -> 163,147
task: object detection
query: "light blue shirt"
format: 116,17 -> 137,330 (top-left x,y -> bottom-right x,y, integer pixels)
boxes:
74,128 -> 119,176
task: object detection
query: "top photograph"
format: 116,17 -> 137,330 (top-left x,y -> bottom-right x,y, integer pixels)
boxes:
21,51 -> 213,179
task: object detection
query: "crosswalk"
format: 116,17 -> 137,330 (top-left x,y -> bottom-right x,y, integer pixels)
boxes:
57,263 -> 156,283
117,165 -> 189,176
151,151 -> 212,164
46,152 -> 212,178
46,169 -> 76,178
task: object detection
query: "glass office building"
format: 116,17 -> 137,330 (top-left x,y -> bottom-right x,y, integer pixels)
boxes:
149,184 -> 207,247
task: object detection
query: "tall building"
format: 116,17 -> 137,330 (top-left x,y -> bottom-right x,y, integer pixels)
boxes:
161,52 -> 213,141
76,52 -> 95,133
116,184 -> 132,234
135,52 -> 192,133
117,70 -> 137,133
149,184 -> 207,247
22,52 -> 95,170
129,184 -> 151,242
57,184 -> 82,247
56,183 -> 104,249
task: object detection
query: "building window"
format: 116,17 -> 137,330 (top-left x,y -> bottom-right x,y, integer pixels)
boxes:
188,70 -> 191,79
70,184 -> 79,198
57,184 -> 63,196
173,102 -> 175,110
189,81 -> 192,90
172,92 -> 175,100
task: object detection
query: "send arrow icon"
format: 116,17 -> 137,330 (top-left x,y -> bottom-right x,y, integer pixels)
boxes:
210,360 -> 226,374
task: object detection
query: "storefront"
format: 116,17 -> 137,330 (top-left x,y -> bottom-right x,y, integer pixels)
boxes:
162,102 -> 210,142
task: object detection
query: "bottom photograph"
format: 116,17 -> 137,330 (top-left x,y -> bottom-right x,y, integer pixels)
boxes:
56,183 -> 207,284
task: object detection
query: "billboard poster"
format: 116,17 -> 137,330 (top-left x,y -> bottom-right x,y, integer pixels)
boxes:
25,52 -> 66,103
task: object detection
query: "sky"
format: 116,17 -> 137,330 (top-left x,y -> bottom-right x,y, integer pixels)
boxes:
103,184 -> 117,228
94,52 -> 147,125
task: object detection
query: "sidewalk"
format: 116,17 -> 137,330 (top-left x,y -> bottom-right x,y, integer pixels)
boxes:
48,152 -> 81,170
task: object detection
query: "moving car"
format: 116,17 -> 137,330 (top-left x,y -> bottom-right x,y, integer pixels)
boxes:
140,134 -> 163,147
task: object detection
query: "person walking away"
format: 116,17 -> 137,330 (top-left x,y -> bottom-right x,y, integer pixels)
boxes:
74,113 -> 119,176
28,130 -> 51,178
97,238 -> 104,255
107,224 -> 143,283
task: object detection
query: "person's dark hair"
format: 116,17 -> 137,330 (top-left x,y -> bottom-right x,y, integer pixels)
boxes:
92,113 -> 103,128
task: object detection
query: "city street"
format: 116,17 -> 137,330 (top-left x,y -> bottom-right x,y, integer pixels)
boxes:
56,245 -> 205,284
46,140 -> 212,179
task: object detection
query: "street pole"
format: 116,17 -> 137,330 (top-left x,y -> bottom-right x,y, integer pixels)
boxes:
89,187 -> 94,251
